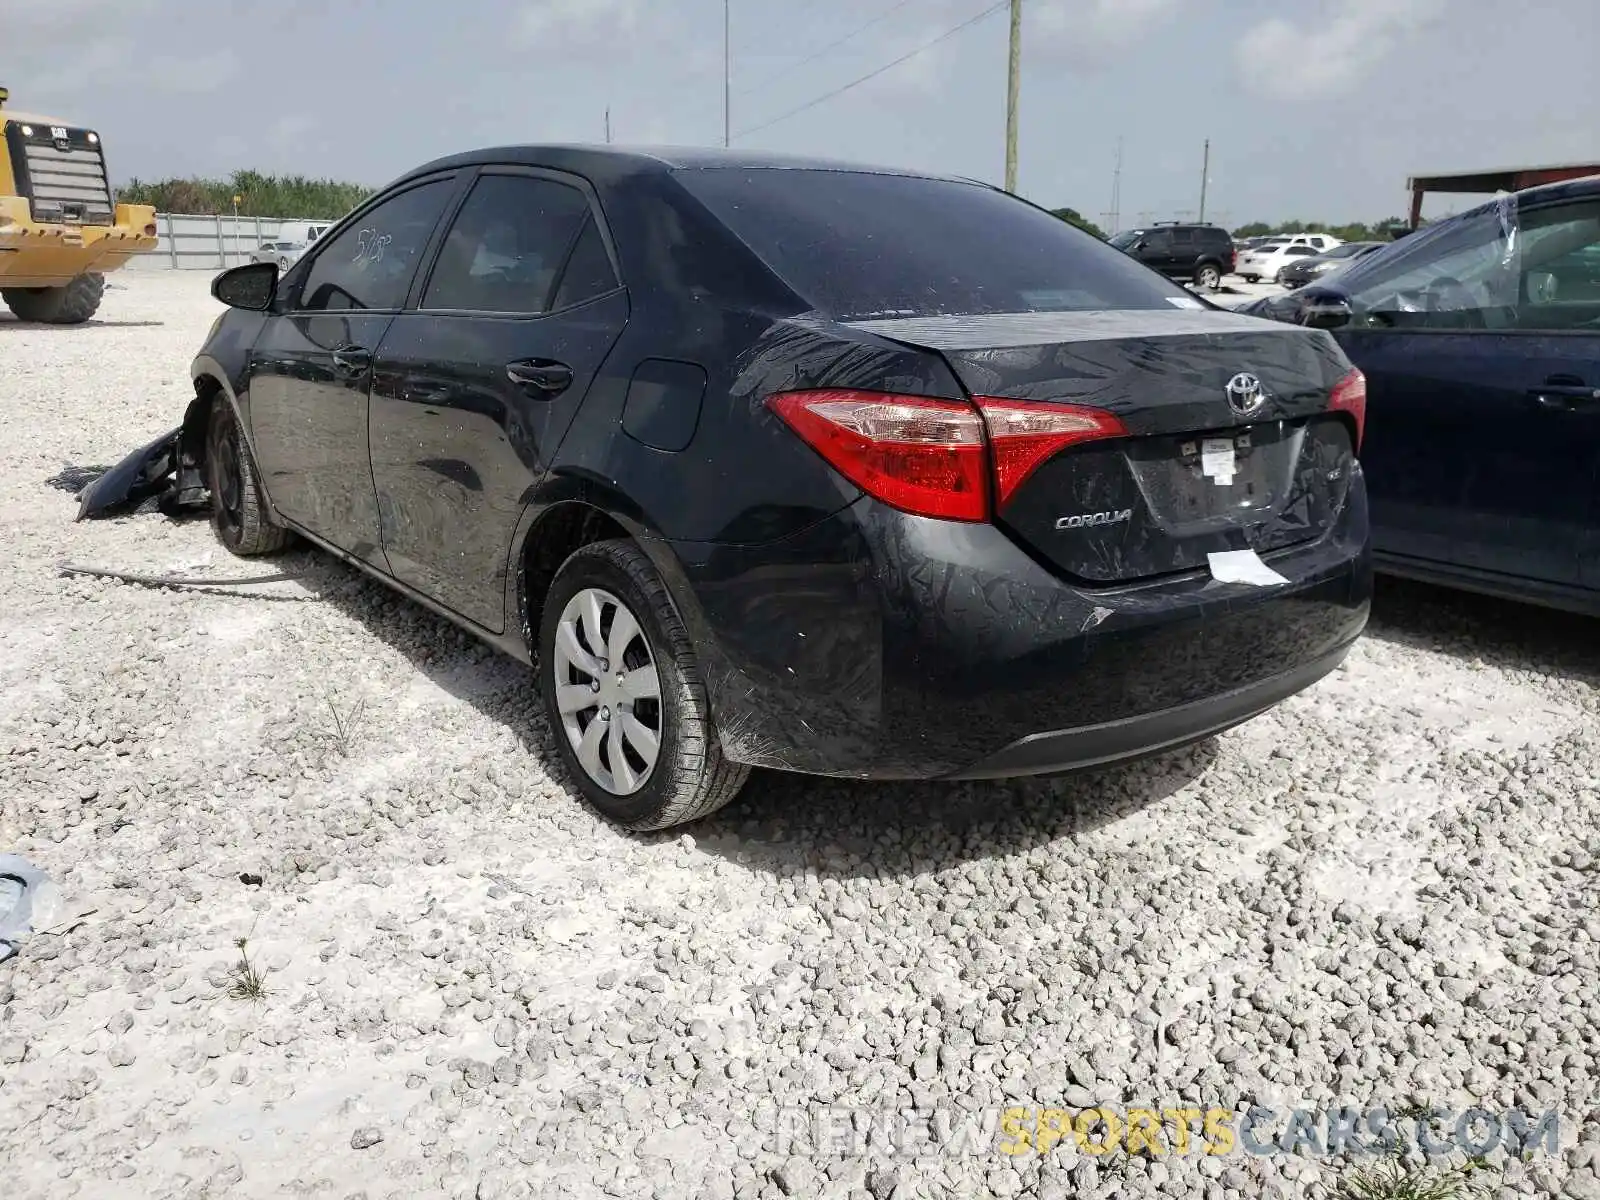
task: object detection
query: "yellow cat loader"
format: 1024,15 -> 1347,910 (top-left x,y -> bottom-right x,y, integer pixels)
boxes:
0,85 -> 157,323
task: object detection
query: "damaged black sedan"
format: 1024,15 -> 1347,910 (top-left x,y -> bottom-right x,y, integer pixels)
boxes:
82,147 -> 1372,829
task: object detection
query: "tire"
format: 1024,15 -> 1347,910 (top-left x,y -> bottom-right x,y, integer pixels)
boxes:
1242,274 -> 1259,284
1,273 -> 105,324
539,539 -> 750,830
1195,263 -> 1222,291
205,399 -> 290,556
277,255 -> 291,269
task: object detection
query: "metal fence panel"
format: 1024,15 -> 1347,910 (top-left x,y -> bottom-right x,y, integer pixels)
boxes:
125,213 -> 338,270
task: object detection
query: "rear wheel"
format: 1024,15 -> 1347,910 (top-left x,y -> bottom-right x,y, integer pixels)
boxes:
1195,263 -> 1222,291
539,539 -> 749,830
206,400 -> 290,556
1,273 -> 105,324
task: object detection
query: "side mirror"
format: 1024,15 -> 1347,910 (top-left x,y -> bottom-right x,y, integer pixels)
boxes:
1134,240 -> 1148,251
1302,300 -> 1353,330
1525,271 -> 1558,305
1298,288 -> 1353,329
211,262 -> 277,311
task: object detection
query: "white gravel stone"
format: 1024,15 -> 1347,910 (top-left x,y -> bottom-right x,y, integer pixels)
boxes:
0,272 -> 1597,1198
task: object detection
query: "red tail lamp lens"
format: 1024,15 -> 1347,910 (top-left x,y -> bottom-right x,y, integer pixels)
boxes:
766,390 -> 1127,522
765,391 -> 988,521
1330,367 -> 1367,450
974,397 -> 1129,508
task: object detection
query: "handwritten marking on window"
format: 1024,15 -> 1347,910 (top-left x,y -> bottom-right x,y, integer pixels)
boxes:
353,228 -> 392,269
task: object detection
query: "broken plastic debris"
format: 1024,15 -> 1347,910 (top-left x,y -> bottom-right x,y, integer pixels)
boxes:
1207,550 -> 1288,588
0,855 -> 94,962
0,855 -> 58,963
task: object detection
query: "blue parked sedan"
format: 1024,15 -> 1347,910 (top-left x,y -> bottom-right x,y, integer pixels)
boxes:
1238,175 -> 1600,617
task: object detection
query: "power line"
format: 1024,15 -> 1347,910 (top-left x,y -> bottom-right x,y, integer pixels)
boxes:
733,0 -> 1008,141
734,0 -> 917,100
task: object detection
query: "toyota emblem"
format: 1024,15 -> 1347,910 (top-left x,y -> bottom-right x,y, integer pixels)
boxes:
1225,372 -> 1265,416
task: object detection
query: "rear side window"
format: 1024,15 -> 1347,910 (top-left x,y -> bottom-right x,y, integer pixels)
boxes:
551,216 -> 620,310
423,174 -> 591,314
675,168 -> 1188,320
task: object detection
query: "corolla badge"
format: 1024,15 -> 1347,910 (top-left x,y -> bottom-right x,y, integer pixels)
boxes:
1225,372 -> 1266,416
1055,508 -> 1132,531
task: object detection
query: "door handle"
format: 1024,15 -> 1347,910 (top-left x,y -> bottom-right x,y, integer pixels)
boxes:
505,358 -> 574,396
330,345 -> 371,376
1530,377 -> 1600,409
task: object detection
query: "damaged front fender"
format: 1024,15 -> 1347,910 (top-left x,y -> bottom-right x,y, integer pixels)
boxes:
75,395 -> 213,520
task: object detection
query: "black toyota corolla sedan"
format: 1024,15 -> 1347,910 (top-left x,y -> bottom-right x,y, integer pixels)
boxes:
84,147 -> 1372,829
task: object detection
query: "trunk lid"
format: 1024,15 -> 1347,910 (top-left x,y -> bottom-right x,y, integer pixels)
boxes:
847,308 -> 1357,584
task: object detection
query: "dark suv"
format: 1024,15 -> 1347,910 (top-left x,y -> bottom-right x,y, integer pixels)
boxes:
1109,223 -> 1235,291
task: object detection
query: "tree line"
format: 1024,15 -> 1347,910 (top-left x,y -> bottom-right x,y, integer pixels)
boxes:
1230,217 -> 1417,242
117,170 -> 373,219
115,171 -> 1416,247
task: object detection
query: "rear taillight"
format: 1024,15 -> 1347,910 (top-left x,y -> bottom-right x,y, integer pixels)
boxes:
1329,367 -> 1367,450
975,397 -> 1128,508
765,389 -> 1126,522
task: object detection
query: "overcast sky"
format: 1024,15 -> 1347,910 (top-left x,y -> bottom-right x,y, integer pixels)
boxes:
5,0 -> 1597,226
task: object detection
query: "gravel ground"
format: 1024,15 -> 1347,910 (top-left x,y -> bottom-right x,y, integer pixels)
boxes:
1,272 -> 1598,1200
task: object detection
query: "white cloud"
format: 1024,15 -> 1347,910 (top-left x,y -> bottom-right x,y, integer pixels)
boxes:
1033,0 -> 1183,68
0,0 -> 167,36
3,4 -> 234,102
267,115 -> 315,152
1235,0 -> 1447,99
513,0 -> 639,45
860,23 -> 958,101
148,49 -> 238,94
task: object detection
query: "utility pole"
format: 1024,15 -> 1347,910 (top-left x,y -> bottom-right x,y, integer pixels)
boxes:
723,0 -> 731,147
1004,0 -> 1022,193
605,107 -> 611,144
1198,137 -> 1210,223
1112,136 -> 1124,233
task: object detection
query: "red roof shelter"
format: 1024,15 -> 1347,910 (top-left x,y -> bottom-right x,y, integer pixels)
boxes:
1408,163 -> 1600,227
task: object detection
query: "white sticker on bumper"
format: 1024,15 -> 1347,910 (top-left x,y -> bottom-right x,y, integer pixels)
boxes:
1208,549 -> 1289,587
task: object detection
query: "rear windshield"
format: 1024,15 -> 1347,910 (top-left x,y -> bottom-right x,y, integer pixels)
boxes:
675,168 -> 1191,320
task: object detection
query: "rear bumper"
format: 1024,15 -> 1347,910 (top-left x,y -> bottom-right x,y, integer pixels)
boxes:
667,467 -> 1371,779
947,644 -> 1349,779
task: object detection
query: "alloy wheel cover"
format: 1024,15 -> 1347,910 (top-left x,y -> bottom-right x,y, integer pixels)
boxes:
551,587 -> 663,795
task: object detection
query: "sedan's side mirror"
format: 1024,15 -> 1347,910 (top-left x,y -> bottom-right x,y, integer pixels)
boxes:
1302,298 -> 1354,330
212,262 -> 277,311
